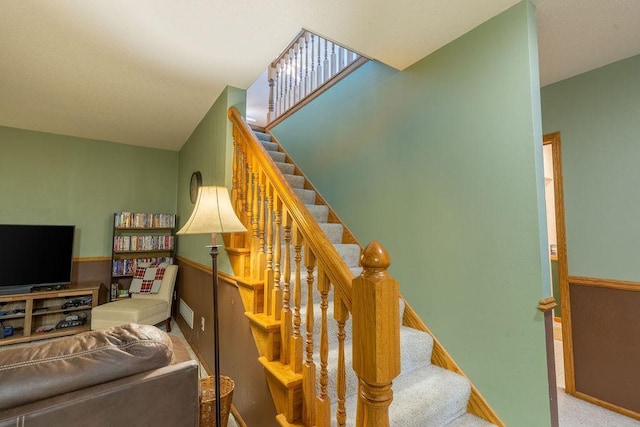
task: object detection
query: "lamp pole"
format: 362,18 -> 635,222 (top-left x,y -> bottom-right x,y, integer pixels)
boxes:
209,244 -> 222,427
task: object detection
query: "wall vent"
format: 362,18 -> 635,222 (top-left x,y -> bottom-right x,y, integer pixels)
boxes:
179,299 -> 194,329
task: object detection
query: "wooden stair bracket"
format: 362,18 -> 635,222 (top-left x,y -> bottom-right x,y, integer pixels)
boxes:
352,241 -> 400,427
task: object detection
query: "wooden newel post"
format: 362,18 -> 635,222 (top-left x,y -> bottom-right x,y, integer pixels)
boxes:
352,241 -> 400,427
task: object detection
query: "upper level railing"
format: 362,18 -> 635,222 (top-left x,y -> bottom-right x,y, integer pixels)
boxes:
267,29 -> 368,126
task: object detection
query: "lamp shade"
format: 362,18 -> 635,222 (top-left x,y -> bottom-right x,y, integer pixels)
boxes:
177,186 -> 247,235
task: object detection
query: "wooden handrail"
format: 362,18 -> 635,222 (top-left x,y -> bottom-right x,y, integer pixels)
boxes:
228,106 -> 355,311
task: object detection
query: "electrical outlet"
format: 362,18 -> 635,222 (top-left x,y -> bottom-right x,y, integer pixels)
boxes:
200,316 -> 205,331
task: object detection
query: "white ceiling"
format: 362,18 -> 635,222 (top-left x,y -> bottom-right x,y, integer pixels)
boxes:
1,1 -> 639,151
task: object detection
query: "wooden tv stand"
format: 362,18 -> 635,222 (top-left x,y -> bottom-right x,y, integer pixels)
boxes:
0,283 -> 100,346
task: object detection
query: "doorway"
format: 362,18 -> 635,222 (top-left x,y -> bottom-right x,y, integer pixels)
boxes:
542,132 -> 572,394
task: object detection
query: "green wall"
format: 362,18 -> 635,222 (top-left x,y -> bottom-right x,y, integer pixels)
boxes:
176,86 -> 246,270
272,2 -> 551,425
541,54 -> 640,281
0,126 -> 178,257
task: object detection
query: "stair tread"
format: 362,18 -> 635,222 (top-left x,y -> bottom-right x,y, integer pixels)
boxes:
306,204 -> 329,222
284,173 -> 305,189
320,325 -> 434,404
245,311 -> 281,330
337,364 -> 471,427
276,161 -> 296,174
253,130 -> 272,142
294,188 -> 316,204
261,141 -> 279,151
268,150 -> 287,162
259,356 -> 303,386
319,222 -> 344,244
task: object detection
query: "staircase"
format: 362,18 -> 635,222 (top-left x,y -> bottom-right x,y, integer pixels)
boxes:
226,107 -> 503,427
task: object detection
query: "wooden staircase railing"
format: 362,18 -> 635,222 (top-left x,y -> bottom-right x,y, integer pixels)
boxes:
226,107 -> 504,427
227,106 -> 400,426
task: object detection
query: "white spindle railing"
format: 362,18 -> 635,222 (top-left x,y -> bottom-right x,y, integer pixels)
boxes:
268,29 -> 366,123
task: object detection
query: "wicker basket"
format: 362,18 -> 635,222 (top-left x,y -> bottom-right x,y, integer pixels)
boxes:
199,376 -> 234,427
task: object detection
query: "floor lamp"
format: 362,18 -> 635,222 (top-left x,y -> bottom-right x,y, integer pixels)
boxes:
177,185 -> 246,426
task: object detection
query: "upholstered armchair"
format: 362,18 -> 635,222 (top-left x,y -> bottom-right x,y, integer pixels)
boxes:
91,264 -> 177,331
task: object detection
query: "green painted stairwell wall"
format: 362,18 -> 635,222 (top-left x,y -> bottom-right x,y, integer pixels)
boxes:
541,53 -> 640,281
176,86 -> 245,271
271,2 -> 551,425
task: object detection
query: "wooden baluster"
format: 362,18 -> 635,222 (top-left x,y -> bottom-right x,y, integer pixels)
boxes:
331,42 -> 337,76
272,195 -> 282,320
288,51 -> 294,111
258,171 -> 266,262
236,136 -> 246,218
278,60 -> 285,117
317,36 -> 323,87
250,161 -> 261,281
231,128 -> 240,210
309,33 -> 316,92
299,37 -> 304,99
280,210 -> 293,364
268,65 -> 276,123
244,152 -> 253,226
283,55 -> 289,113
335,296 -> 349,427
304,32 -> 311,97
353,242 -> 400,427
316,267 -> 331,427
289,45 -> 298,108
290,225 -> 303,373
303,245 -> 317,426
264,183 -> 274,315
292,44 -> 299,105
323,38 -> 330,82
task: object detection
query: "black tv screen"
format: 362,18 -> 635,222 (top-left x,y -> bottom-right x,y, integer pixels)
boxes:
0,224 -> 75,295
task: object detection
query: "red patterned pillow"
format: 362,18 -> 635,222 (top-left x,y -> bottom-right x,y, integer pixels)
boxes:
129,262 -> 168,294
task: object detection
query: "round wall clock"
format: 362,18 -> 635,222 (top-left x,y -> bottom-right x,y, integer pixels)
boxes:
189,171 -> 202,203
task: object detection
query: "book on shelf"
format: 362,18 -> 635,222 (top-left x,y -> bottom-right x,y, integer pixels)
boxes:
114,212 -> 176,229
113,235 -> 174,252
111,257 -> 174,276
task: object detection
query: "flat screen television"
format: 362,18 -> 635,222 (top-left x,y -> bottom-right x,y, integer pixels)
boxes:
0,224 -> 75,295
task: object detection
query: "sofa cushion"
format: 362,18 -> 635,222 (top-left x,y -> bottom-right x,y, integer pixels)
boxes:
0,323 -> 174,411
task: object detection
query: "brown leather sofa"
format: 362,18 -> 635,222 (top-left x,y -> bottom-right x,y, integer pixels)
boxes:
0,323 -> 199,426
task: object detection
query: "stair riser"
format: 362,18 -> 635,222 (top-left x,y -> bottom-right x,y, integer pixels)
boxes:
268,150 -> 287,163
284,174 -> 305,189
276,162 -> 296,175
262,141 -> 278,151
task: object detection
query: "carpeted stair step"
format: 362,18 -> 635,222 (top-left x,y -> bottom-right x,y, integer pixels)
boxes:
319,325 -> 434,403
268,150 -> 287,163
284,173 -> 305,189
319,223 -> 344,244
295,188 -> 316,204
444,413 -> 496,427
253,130 -> 272,142
280,242 -> 360,273
275,161 -> 296,175
333,243 -> 361,267
335,364 -> 471,427
261,140 -> 279,152
306,204 -> 329,223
